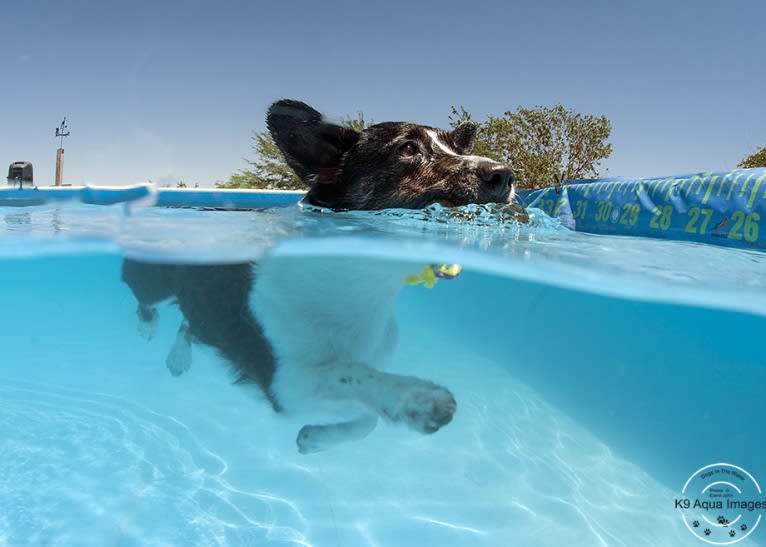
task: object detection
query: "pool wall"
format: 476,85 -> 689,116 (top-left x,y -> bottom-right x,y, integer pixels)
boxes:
520,168 -> 766,250
0,185 -> 304,209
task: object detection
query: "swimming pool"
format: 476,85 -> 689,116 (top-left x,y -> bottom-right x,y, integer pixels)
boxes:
1,191 -> 764,546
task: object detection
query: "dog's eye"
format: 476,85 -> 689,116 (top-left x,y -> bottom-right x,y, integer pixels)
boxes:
398,142 -> 420,157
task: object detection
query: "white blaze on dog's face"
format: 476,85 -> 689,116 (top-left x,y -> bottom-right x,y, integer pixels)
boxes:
267,100 -> 516,210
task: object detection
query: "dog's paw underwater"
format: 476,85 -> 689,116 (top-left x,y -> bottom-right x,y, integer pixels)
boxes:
382,379 -> 457,434
296,415 -> 380,454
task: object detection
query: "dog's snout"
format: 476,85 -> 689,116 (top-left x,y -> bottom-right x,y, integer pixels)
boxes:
480,165 -> 515,197
486,168 -> 514,187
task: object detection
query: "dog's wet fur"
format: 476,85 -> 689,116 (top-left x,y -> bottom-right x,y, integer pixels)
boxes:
268,99 -> 514,209
122,100 -> 516,453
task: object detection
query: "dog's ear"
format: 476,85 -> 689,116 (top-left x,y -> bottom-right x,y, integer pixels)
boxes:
450,121 -> 478,155
267,100 -> 360,186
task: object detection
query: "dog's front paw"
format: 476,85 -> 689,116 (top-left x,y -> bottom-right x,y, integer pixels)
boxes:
165,322 -> 192,377
166,342 -> 191,377
384,381 -> 457,434
136,305 -> 158,341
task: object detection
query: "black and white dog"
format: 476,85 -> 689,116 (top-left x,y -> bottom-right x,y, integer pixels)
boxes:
122,100 -> 515,453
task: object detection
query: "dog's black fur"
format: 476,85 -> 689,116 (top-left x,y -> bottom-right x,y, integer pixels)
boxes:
121,260 -> 281,408
122,100 -> 516,451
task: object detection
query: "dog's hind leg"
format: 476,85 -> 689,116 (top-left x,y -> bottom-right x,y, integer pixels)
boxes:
296,414 -> 378,454
166,320 -> 192,377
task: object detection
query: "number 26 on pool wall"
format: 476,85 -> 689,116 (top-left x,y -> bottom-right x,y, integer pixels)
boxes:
728,211 -> 760,242
649,205 -> 673,231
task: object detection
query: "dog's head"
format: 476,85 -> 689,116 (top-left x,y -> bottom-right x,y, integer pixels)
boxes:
267,100 -> 515,210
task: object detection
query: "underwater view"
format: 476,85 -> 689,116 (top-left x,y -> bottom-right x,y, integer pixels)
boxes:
1,200 -> 764,546
2,0 -> 764,544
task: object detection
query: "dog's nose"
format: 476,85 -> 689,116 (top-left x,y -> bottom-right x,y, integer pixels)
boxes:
480,165 -> 515,197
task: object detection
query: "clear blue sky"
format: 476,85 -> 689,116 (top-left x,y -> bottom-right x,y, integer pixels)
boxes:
1,0 -> 763,187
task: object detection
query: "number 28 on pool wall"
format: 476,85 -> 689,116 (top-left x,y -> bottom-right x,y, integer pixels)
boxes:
650,205 -> 673,231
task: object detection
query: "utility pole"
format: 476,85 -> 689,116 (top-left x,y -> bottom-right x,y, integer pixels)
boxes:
54,117 -> 70,186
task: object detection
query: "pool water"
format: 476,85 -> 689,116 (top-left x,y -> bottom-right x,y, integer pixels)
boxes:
1,201 -> 765,546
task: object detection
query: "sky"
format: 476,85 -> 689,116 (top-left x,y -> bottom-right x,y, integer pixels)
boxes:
1,0 -> 763,187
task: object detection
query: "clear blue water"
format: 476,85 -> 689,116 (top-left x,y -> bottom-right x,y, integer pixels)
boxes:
1,201 -> 765,546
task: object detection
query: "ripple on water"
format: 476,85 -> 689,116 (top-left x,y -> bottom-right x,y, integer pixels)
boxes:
0,383 -> 309,546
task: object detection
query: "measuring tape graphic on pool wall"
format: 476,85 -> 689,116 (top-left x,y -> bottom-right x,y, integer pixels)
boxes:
520,168 -> 766,250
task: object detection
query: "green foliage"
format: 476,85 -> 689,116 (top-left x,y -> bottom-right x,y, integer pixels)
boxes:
450,104 -> 613,189
216,131 -> 303,190
217,113 -> 373,190
341,111 -> 372,132
738,146 -> 766,168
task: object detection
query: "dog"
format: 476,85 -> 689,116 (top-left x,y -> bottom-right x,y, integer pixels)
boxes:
122,100 -> 516,453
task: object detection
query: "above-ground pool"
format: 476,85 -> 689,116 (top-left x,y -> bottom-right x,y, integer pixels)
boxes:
1,181 -> 765,546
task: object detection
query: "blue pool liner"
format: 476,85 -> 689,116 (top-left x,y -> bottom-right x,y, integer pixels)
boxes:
0,185 -> 305,209
519,168 -> 766,251
3,167 -> 765,250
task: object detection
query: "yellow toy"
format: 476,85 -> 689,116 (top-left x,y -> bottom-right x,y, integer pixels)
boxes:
405,264 -> 462,288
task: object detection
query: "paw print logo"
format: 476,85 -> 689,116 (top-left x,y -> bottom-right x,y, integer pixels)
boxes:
680,463 -> 763,543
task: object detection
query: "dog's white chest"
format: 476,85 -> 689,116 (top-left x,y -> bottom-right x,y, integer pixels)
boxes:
251,254 -> 419,410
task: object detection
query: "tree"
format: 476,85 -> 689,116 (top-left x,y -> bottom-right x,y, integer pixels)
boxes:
216,112 -> 372,190
216,131 -> 303,190
450,104 -> 613,189
340,111 -> 371,132
738,146 -> 766,168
